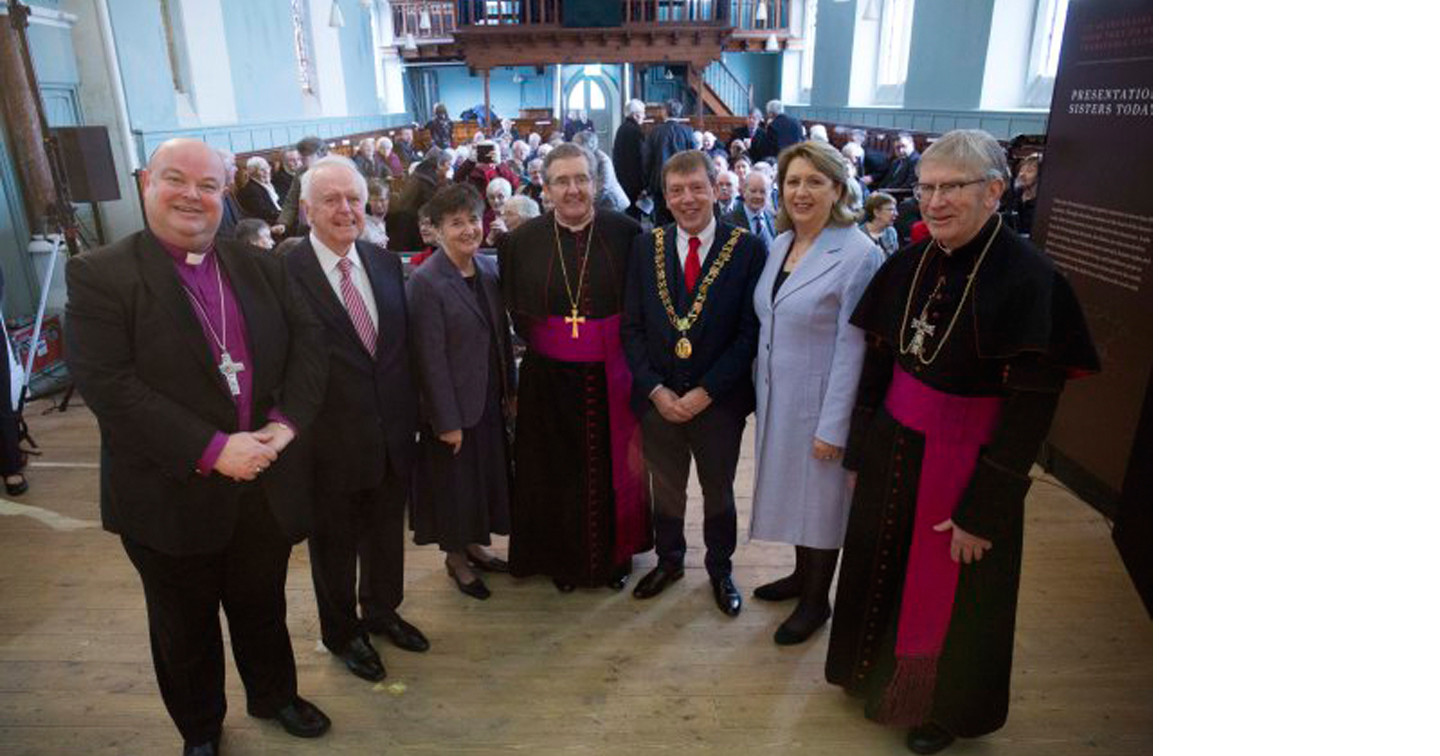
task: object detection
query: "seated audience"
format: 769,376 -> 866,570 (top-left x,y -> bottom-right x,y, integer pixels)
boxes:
377,136 -> 404,176
353,138 -> 392,181
394,127 -> 420,164
234,218 -> 274,250
483,177 -> 513,243
715,170 -> 740,217
808,123 -> 829,143
364,179 -> 390,248
237,156 -> 283,226
274,148 -> 302,200
875,135 -> 920,191
862,191 -> 900,256
521,157 -> 545,204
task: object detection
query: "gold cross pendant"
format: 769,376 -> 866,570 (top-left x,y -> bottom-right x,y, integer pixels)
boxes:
565,307 -> 586,338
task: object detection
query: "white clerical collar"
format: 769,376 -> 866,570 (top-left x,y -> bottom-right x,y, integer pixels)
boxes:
309,232 -> 359,273
555,213 -> 594,233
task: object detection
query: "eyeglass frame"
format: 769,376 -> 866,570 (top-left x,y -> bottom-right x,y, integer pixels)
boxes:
914,176 -> 992,203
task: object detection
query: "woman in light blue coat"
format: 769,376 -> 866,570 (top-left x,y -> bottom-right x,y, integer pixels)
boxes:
751,141 -> 882,645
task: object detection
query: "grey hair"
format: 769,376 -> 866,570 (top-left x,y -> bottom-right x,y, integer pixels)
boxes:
376,136 -> 393,151
808,124 -> 828,142
244,156 -> 270,174
503,195 -> 541,220
300,155 -> 368,203
542,142 -> 596,183
765,99 -> 784,117
625,98 -> 646,117
917,129 -> 1011,184
572,129 -> 598,150
485,177 -> 513,200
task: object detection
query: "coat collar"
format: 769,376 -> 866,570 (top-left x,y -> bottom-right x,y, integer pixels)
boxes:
767,225 -> 848,309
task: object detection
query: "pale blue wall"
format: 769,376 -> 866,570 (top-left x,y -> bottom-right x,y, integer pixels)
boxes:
109,1 -> 177,132
338,0 -> 382,116
220,1 -> 307,123
808,0 -> 856,109
722,52 -> 779,109
905,0 -> 994,111
421,65 -> 555,121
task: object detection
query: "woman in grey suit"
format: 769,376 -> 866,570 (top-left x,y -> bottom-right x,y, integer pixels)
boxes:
751,141 -> 882,645
407,184 -> 516,600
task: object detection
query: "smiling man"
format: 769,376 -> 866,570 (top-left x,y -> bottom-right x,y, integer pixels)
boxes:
282,156 -> 426,686
620,150 -> 767,616
65,138 -> 330,755
499,142 -> 648,593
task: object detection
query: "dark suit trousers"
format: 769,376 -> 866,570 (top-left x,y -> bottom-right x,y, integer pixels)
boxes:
308,466 -> 407,650
121,489 -> 297,745
641,404 -> 745,578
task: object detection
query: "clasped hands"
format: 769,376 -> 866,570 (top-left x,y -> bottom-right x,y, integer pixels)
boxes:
652,386 -> 711,423
212,421 -> 295,482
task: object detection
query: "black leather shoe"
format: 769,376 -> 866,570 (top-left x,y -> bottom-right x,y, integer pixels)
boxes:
465,550 -> 509,573
333,635 -> 385,682
607,566 -> 631,591
4,475 -> 28,497
752,573 -> 801,601
366,615 -> 430,653
632,564 -> 684,599
773,605 -> 832,645
710,575 -> 742,617
263,697 -> 331,739
905,722 -> 956,754
447,563 -> 491,600
182,740 -> 218,756
553,578 -> 577,593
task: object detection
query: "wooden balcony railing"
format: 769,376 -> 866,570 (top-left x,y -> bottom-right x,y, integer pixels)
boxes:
393,0 -> 789,41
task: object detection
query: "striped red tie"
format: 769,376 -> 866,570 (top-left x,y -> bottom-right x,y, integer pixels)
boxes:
337,257 -> 377,357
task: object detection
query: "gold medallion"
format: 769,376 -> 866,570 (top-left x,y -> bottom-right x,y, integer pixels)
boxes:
675,337 -> 693,359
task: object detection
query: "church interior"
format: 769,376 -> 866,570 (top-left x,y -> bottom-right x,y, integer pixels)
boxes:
0,1 -> 1152,754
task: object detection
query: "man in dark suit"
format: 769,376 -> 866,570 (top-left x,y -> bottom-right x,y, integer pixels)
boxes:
621,150 -> 766,617
284,156 -> 427,685
66,138 -> 331,755
643,99 -> 695,226
216,149 -> 246,241
876,134 -> 921,191
272,148 -> 301,201
750,100 -> 804,163
612,99 -> 648,221
713,169 -> 740,219
729,108 -> 762,148
723,171 -> 776,248
237,157 -> 282,226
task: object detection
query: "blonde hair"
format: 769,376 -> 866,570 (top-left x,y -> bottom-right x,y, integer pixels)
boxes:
774,141 -> 860,233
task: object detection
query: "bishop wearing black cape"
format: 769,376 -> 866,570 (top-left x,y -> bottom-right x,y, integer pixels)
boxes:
499,144 -> 649,591
824,131 -> 1099,754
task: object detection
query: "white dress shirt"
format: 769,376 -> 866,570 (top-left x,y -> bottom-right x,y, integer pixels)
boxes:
310,232 -> 379,329
674,216 -> 717,270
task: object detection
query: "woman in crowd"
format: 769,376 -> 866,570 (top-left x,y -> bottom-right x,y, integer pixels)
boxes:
863,192 -> 900,257
406,184 -> 516,600
236,156 -> 281,226
353,138 -> 389,181
363,179 -> 390,248
824,130 -> 1097,754
482,177 -> 513,243
1003,153 -> 1041,235
377,136 -> 404,176
749,140 -> 882,645
387,147 -> 448,251
425,103 -> 454,150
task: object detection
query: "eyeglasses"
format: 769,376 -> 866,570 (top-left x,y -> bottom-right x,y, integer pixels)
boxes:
914,177 -> 989,203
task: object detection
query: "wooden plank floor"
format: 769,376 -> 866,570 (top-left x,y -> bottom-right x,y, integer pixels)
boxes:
0,400 -> 1151,755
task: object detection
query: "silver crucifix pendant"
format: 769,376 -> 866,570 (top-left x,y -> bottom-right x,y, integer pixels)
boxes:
906,317 -> 935,356
218,351 -> 245,397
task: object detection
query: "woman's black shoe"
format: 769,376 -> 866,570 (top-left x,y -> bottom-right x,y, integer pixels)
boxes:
465,550 -> 509,573
905,722 -> 955,754
446,563 -> 491,600
4,475 -> 28,496
773,605 -> 832,645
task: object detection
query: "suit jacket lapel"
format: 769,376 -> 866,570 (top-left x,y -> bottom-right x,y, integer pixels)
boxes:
436,250 -> 487,322
755,231 -> 787,317
134,234 -> 229,398
358,243 -> 403,357
774,226 -> 846,308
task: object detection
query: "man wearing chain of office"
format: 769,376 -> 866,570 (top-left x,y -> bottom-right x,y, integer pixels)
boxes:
620,150 -> 767,616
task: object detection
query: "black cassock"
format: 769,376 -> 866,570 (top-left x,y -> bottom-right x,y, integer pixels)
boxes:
825,214 -> 1099,737
499,210 -> 648,586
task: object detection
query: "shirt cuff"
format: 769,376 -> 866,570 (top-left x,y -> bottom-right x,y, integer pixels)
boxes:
196,432 -> 228,477
648,384 -> 665,399
266,409 -> 296,437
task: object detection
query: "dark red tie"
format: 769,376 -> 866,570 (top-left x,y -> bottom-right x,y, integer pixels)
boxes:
684,236 -> 702,293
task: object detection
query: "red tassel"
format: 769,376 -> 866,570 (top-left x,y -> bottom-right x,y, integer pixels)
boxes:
875,655 -> 939,727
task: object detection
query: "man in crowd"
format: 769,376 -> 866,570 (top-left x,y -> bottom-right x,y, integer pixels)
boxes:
750,100 -> 804,163
875,134 -> 921,192
273,148 -> 302,201
66,138 -> 330,755
714,170 -> 740,218
724,171 -> 776,248
643,99 -> 695,226
393,127 -> 420,165
500,143 -> 649,593
215,149 -> 246,241
284,156 -> 427,685
277,136 -> 328,238
613,98 -> 647,220
730,108 -> 762,147
621,150 -> 766,616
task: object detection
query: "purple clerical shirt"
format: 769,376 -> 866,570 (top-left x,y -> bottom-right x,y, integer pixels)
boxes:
159,237 -> 288,475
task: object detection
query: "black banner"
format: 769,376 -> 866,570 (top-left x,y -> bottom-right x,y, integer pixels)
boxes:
1033,0 -> 1151,601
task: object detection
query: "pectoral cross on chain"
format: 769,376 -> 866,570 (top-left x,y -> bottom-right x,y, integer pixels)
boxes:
565,307 -> 586,339
218,351 -> 245,397
906,317 -> 936,356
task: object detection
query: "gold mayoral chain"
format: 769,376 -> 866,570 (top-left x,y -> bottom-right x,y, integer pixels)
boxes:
653,227 -> 743,359
552,216 -> 596,338
898,215 -> 1002,366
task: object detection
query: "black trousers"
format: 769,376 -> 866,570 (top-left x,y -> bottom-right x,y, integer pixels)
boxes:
640,404 -> 745,578
121,490 -> 297,746
307,467 -> 407,650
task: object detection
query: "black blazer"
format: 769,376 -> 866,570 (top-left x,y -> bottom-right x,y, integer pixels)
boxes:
65,232 -> 327,556
407,251 -> 516,434
644,120 -> 696,199
284,238 -> 418,494
613,117 -> 647,202
236,180 -> 281,225
621,222 -> 767,419
750,113 -> 804,163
